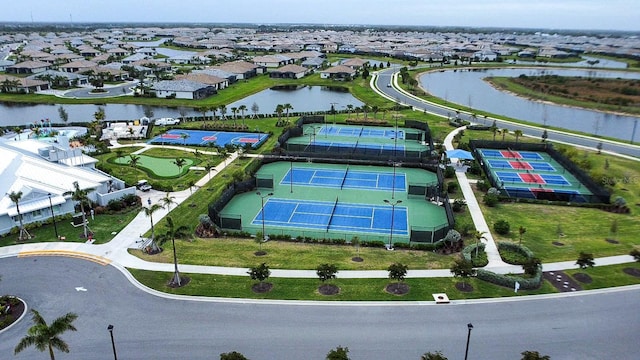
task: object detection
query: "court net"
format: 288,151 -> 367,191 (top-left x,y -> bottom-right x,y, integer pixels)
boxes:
326,196 -> 339,232
340,165 -> 350,189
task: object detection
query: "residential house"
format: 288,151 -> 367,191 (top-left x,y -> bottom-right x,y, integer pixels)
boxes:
320,65 -> 357,80
192,68 -> 237,84
301,57 -> 325,69
0,74 -> 49,92
59,60 -> 99,73
175,73 -> 228,90
152,79 -> 216,100
269,64 -> 309,79
5,60 -> 51,74
0,59 -> 15,71
28,69 -> 89,86
215,60 -> 265,80
251,54 -> 293,68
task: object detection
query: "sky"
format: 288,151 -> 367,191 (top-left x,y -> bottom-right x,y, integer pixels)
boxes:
1,0 -> 639,32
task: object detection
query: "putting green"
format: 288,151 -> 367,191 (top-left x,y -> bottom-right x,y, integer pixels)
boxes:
115,155 -> 196,177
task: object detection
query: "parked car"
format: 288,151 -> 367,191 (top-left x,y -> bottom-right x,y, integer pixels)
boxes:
154,117 -> 180,126
136,180 -> 152,192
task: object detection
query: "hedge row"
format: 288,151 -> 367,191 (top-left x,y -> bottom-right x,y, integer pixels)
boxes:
476,267 -> 543,290
497,242 -> 535,261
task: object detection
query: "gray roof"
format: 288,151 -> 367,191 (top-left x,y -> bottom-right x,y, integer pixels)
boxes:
152,79 -> 210,92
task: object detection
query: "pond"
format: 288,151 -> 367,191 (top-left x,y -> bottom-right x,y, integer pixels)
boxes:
0,86 -> 364,127
419,67 -> 640,141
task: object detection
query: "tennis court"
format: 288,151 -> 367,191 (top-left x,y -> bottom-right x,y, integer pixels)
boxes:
477,147 -> 594,202
252,198 -> 408,235
218,161 -> 448,243
307,140 -> 405,153
280,167 -> 406,191
148,129 -> 268,148
317,125 -> 405,139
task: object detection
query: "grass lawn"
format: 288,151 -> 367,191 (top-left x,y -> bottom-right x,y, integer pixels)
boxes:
0,207 -> 141,247
129,237 -> 454,270
128,268 -> 557,301
565,262 -> 640,290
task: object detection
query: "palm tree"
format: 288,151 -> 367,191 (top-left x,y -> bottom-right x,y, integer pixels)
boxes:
219,104 -> 228,121
128,154 -> 141,168
238,104 -> 248,127
230,106 -> 238,127
501,128 -> 509,141
514,129 -> 523,143
282,103 -> 293,122
346,104 -> 353,118
161,216 -> 189,286
173,157 -> 187,175
14,310 -> 78,360
180,132 -> 189,145
160,192 -> 176,212
251,102 -> 260,119
63,181 -> 93,239
198,106 -> 208,126
473,230 -> 488,259
9,191 -> 31,241
204,162 -> 217,180
518,226 -> 527,246
144,203 -> 164,253
274,104 -> 284,123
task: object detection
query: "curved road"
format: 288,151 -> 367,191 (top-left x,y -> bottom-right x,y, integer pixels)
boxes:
375,68 -> 640,158
1,257 -> 638,359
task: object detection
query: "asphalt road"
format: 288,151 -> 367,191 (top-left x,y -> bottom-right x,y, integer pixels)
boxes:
376,68 -> 640,158
1,257 -> 638,360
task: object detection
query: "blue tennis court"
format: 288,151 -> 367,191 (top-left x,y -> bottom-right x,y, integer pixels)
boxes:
317,125 -> 405,139
252,198 -> 408,235
280,167 -> 406,191
497,171 -> 570,185
488,159 -> 555,171
310,140 -> 405,152
480,149 -> 544,160
148,129 -> 269,148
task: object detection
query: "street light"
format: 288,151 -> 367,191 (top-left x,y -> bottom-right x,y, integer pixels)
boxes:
383,199 -> 402,250
107,324 -> 118,360
256,192 -> 273,241
464,323 -> 473,360
47,193 -> 59,239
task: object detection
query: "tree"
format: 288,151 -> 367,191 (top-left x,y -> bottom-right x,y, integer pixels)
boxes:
219,104 -> 228,121
326,345 -> 350,360
173,157 -> 187,175
143,203 -> 164,254
316,263 -> 338,283
514,129 -> 523,143
128,154 -> 140,168
238,104 -> 248,127
421,351 -> 448,360
596,141 -> 603,154
160,192 -> 176,212
274,104 -> 284,123
9,191 -> 31,241
576,252 -> 595,269
541,129 -> 548,142
518,226 -> 527,245
501,128 -> 508,141
351,236 -> 361,259
251,102 -> 260,119
63,181 -> 93,239
198,106 -> 208,125
93,106 -> 105,122
630,248 -> 640,262
204,162 -> 217,180
522,257 -> 541,276
230,106 -> 238,127
14,310 -> 78,360
220,351 -> 249,360
283,103 -> 293,122
247,263 -> 271,285
387,263 -> 408,283
161,216 -> 189,286
58,106 -> 68,125
180,132 -> 189,145
473,230 -> 488,258
450,257 -> 476,290
521,350 -> 550,360
115,149 -> 125,160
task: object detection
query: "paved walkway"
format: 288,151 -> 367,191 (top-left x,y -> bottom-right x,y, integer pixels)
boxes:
0,141 -> 635,279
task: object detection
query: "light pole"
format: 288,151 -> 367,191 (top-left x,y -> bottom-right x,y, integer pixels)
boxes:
464,323 -> 473,360
383,199 -> 402,250
47,193 -> 59,239
107,324 -> 118,360
256,191 -> 273,241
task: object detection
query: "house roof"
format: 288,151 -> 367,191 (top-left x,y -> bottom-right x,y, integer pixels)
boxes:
322,65 -> 356,74
272,64 -> 307,74
0,143 -> 108,217
8,60 -> 51,69
152,79 -> 210,92
175,73 -> 226,85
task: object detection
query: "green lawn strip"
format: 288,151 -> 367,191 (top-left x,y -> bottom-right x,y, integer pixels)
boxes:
128,236 -> 453,270
564,263 -> 640,290
0,208 -> 141,247
486,76 -> 640,116
128,268 -> 556,301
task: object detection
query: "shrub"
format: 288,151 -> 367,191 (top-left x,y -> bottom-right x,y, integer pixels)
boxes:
483,193 -> 499,207
452,199 -> 466,212
476,267 -> 543,290
476,180 -> 490,192
631,248 -> 640,262
493,219 -> 510,235
497,242 -> 535,264
106,199 -> 124,212
447,182 -> 458,194
444,166 -> 456,178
